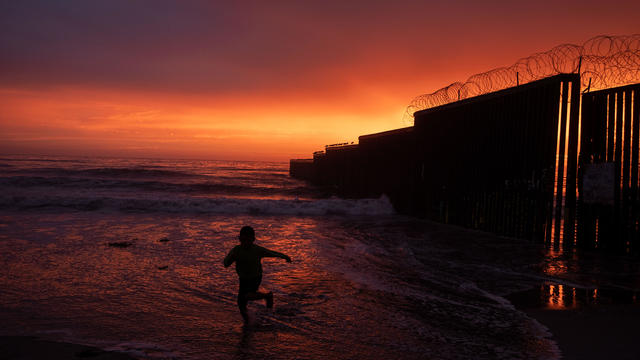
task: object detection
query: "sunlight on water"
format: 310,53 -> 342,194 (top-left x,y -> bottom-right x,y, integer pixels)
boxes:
2,155 -> 639,359
0,211 -> 564,360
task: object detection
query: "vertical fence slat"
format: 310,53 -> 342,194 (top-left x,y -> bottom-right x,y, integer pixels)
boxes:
553,81 -> 570,245
564,79 -> 581,244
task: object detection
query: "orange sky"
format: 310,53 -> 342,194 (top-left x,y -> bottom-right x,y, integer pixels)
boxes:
1,1 -> 639,161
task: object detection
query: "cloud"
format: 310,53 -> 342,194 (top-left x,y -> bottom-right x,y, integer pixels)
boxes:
1,0 -> 639,159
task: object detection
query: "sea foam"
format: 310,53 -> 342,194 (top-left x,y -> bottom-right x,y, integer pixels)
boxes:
0,193 -> 396,216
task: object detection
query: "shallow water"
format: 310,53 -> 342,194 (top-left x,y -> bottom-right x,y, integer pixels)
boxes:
0,212 -> 556,359
0,155 -> 638,359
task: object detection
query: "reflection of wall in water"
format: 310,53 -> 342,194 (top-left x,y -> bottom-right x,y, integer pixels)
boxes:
539,284 -> 639,310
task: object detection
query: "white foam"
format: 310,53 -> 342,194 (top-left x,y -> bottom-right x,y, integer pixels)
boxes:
0,193 -> 396,216
458,282 -> 515,309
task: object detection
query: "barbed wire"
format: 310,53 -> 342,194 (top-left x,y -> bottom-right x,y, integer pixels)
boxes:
406,34 -> 640,120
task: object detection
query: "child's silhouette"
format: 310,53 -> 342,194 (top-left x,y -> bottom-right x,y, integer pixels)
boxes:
224,226 -> 291,322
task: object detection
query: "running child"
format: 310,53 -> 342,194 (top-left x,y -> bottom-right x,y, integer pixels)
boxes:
223,226 -> 292,322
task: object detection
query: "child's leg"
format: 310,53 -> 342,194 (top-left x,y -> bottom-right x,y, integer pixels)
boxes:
236,276 -> 271,322
244,291 -> 268,301
245,291 -> 274,308
237,293 -> 249,323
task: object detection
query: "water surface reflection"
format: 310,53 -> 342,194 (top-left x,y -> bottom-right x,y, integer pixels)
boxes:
509,283 -> 639,310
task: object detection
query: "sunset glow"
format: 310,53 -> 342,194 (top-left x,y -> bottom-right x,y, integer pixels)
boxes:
1,1 -> 639,160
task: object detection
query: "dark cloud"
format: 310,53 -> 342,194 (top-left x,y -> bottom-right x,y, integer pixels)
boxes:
1,0 -> 639,94
0,1 -> 490,93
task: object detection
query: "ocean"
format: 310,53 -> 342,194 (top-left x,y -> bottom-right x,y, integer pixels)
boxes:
1,155 -> 638,359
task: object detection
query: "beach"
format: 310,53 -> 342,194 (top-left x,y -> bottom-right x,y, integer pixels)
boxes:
524,305 -> 640,360
1,155 -> 639,359
4,302 -> 640,360
0,336 -> 135,360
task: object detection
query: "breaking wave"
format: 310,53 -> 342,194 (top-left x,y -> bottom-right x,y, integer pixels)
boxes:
0,194 -> 396,216
8,167 -> 202,179
0,176 -> 314,197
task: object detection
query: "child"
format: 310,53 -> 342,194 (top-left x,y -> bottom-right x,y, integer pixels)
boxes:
224,226 -> 292,322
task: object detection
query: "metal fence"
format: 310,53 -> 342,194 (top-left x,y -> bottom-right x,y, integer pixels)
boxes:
580,83 -> 640,252
290,74 -> 640,252
413,74 -> 581,244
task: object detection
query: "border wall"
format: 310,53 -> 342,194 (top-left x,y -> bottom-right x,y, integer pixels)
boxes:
413,74 -> 580,244
290,74 -> 640,252
580,83 -> 640,252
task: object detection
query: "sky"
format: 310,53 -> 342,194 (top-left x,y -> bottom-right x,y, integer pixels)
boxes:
1,0 -> 639,161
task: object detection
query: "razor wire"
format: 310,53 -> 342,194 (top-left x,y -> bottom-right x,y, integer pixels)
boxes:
406,34 -> 640,118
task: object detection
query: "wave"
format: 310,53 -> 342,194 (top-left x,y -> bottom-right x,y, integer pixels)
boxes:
0,157 -> 83,163
39,167 -> 202,178
5,166 -> 288,179
0,194 -> 395,216
0,175 -> 315,197
214,166 -> 288,172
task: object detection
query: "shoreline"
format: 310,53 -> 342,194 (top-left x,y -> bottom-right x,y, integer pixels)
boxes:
0,336 -> 136,360
522,304 -> 640,360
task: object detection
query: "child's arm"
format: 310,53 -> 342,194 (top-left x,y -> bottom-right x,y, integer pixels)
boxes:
223,247 -> 237,267
261,247 -> 292,262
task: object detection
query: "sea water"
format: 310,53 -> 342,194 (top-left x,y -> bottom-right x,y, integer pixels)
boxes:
0,155 -> 638,359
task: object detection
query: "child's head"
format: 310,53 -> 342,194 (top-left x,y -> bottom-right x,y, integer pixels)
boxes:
239,226 -> 255,247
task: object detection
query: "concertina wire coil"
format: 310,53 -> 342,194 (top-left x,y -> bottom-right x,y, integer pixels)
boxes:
406,34 -> 640,119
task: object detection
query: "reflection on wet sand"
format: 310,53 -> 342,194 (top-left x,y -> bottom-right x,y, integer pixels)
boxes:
3,210 -> 637,360
510,283 -> 639,310
543,247 -> 569,277
536,242 -> 640,310
236,326 -> 254,359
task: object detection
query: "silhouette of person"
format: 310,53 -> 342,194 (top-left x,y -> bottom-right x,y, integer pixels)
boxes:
224,226 -> 291,323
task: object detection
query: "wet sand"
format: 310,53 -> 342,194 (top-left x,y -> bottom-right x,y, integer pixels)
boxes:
0,336 -> 136,360
5,305 -> 640,360
525,305 -> 640,360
